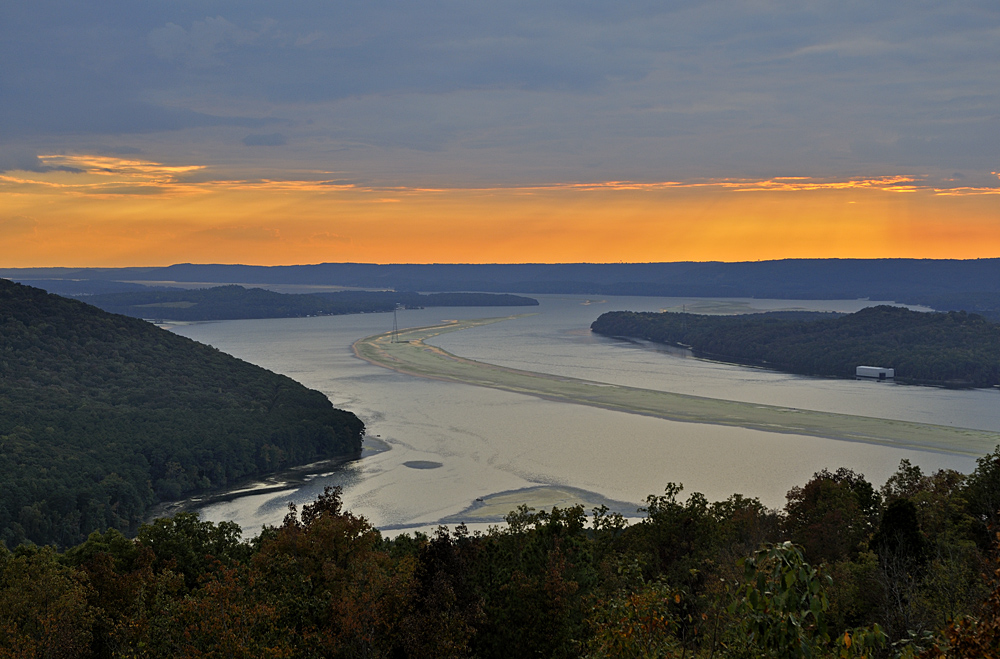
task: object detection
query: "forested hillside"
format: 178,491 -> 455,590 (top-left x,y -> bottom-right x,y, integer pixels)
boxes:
592,305 -> 1000,387
0,280 -> 364,548
81,285 -> 537,321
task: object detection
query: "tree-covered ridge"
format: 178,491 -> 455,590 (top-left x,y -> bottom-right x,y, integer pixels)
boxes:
80,285 -> 538,321
591,305 -> 1000,387
4,447 -> 1000,658
0,279 -> 364,549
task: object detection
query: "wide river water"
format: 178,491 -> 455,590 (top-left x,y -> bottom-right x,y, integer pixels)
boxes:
169,295 -> 1000,535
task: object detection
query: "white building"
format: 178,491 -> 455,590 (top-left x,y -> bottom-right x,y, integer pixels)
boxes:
856,365 -> 894,381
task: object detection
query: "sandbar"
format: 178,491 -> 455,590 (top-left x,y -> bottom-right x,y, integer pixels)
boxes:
440,485 -> 640,523
353,317 -> 1000,457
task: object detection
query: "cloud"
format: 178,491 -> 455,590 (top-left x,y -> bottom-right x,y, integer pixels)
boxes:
0,7 -> 281,138
36,155 -> 205,179
149,16 -> 262,67
102,146 -> 144,155
243,133 -> 287,146
0,215 -> 40,237
852,116 -> 1000,171
2,1 -> 999,184
6,156 -> 995,200
0,95 -> 278,137
0,149 -> 83,174
307,231 -> 351,244
191,224 -> 282,242
0,155 -> 209,196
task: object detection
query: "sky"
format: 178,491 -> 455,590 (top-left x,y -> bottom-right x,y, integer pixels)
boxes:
2,1 -> 999,266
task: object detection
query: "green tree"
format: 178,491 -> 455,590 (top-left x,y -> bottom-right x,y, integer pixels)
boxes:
784,469 -> 879,565
471,504 -> 595,659
136,512 -> 250,591
964,446 -> 1000,545
725,542 -> 885,659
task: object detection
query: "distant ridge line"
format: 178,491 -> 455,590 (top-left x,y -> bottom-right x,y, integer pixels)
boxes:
4,259 -> 1000,306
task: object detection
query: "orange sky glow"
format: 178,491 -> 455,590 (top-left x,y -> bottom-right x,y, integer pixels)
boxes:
2,156 -> 999,267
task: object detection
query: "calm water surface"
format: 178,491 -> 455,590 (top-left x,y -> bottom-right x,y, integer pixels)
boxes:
170,295 -> 996,535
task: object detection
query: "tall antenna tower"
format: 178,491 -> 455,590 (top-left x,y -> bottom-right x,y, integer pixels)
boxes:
391,304 -> 400,343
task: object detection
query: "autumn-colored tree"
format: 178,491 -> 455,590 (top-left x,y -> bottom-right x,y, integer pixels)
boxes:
68,540 -> 183,658
250,486 -> 416,657
0,545 -> 94,659
148,563 -> 290,659
584,576 -> 685,659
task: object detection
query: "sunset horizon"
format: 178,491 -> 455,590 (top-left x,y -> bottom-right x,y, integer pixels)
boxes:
5,166 -> 999,267
4,3 -> 997,268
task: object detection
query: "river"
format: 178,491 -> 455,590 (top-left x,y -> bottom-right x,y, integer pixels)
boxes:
168,295 -> 998,536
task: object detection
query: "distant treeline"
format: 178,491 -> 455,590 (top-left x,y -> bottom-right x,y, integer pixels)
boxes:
3,449 -> 1000,658
79,286 -> 538,321
904,291 -> 1000,322
0,280 -> 365,549
7,259 -> 1000,316
592,305 -> 1000,387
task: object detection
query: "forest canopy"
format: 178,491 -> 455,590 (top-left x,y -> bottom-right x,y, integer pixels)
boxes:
591,305 -> 1000,387
3,448 -> 1000,658
0,279 -> 364,549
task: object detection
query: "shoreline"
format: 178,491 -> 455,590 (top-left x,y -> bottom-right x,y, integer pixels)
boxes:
143,439 -> 390,523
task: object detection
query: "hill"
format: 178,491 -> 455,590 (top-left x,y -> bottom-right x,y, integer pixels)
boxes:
591,305 -> 1000,387
80,285 -> 538,321
0,279 -> 364,548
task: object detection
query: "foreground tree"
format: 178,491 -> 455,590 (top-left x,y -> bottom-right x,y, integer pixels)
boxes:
923,532 -> 1000,659
0,545 -> 94,659
784,469 -> 880,565
725,542 -> 886,659
250,486 -> 416,657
